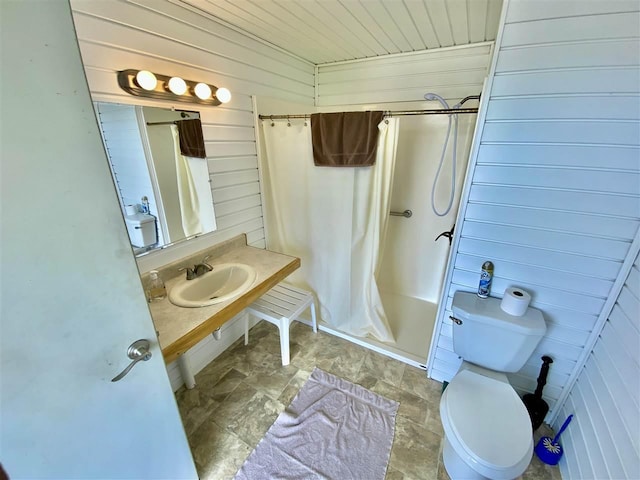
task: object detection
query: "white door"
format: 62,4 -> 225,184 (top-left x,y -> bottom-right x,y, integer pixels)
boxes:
0,2 -> 197,478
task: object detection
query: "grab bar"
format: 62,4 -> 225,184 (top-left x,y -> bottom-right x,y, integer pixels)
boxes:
390,209 -> 412,218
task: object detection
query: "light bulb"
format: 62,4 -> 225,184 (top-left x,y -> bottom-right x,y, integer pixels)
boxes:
136,70 -> 157,91
215,87 -> 232,103
194,83 -> 212,100
168,77 -> 187,95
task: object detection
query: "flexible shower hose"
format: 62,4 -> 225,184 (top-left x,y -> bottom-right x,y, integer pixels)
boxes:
431,109 -> 458,217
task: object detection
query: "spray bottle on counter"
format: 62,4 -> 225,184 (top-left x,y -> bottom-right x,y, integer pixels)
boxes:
477,261 -> 494,298
141,196 -> 150,214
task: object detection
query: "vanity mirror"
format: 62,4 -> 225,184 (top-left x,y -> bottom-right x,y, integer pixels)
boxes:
95,102 -> 216,256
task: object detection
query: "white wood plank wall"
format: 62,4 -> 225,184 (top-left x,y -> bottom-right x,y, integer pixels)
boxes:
70,0 -> 314,272
71,0 -> 314,104
554,252 -> 639,479
316,43 -> 493,106
428,0 -> 640,433
69,0 -> 314,388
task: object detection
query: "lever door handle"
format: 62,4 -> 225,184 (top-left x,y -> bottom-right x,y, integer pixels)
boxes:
111,339 -> 152,382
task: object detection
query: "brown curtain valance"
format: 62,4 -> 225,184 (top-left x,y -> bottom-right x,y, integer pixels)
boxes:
310,111 -> 384,167
176,119 -> 206,158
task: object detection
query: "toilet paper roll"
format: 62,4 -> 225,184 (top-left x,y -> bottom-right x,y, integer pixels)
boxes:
125,205 -> 138,216
501,287 -> 531,316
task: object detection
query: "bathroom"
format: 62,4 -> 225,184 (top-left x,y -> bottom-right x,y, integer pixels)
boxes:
2,1 -> 639,479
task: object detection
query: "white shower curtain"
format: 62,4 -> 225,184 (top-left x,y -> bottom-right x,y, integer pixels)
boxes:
170,125 -> 203,237
261,118 -> 399,342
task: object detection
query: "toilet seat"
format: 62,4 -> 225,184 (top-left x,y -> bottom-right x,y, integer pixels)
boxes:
440,369 -> 533,479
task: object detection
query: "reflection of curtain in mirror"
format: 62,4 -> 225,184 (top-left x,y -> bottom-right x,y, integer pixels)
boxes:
170,125 -> 203,237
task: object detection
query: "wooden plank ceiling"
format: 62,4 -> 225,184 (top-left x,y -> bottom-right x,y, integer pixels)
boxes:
179,0 -> 503,64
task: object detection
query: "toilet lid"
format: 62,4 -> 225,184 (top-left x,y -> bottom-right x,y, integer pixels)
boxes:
441,369 -> 532,472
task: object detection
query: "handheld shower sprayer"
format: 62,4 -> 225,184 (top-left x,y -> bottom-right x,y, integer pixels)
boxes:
424,93 -> 450,110
424,92 -> 459,217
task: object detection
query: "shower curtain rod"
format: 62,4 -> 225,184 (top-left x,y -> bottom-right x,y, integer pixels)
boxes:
146,114 -> 198,126
259,94 -> 481,120
258,107 -> 478,120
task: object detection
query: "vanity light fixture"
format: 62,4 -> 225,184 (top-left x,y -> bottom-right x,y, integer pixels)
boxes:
135,70 -> 157,91
194,82 -> 212,100
167,76 -> 187,95
117,69 -> 232,106
216,87 -> 232,104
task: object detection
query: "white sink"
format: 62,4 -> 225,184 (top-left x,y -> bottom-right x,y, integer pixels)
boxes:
169,263 -> 257,308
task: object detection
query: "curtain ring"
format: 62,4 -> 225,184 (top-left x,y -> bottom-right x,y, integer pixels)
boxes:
270,115 -> 274,127
304,117 -> 308,127
287,116 -> 291,127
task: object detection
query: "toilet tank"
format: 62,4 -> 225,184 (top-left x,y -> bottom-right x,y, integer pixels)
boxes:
451,291 -> 546,373
124,213 -> 157,248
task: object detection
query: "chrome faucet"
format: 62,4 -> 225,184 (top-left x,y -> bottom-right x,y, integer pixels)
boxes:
179,255 -> 213,280
193,262 -> 212,277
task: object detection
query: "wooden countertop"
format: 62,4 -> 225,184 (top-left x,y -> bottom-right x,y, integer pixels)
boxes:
150,245 -> 300,363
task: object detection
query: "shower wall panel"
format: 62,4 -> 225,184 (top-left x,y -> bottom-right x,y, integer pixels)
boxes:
316,43 -> 493,304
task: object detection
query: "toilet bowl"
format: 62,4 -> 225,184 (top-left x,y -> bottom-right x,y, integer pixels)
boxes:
440,291 -> 546,479
440,363 -> 533,479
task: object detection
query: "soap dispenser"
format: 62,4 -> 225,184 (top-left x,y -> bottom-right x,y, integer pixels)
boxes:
146,270 -> 166,303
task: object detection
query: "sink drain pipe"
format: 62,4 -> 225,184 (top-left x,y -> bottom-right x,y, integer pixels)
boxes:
177,328 -> 221,390
178,355 -> 196,390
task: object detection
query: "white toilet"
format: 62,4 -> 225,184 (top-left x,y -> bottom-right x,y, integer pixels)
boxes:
440,291 -> 547,480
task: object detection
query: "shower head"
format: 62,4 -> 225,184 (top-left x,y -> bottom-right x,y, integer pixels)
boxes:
424,92 -> 450,109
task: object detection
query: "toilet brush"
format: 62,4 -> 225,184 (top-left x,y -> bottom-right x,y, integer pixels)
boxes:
522,355 -> 553,431
535,414 -> 573,465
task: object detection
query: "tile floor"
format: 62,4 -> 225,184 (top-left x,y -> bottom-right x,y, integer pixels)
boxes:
175,320 -> 562,480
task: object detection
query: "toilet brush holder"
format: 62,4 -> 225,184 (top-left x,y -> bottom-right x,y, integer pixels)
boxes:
535,414 -> 573,465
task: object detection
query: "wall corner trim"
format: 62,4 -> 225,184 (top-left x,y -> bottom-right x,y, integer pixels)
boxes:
426,0 -> 511,378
